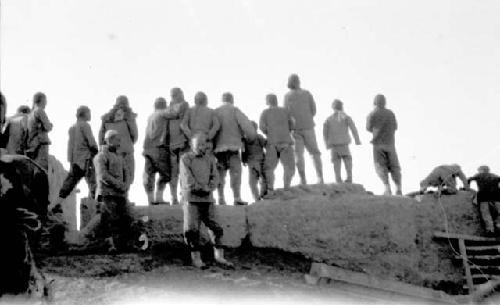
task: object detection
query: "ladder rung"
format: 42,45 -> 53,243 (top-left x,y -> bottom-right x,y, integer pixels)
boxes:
466,245 -> 500,251
454,255 -> 500,260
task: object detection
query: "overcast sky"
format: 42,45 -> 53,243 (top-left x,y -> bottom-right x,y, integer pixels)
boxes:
2,0 -> 500,205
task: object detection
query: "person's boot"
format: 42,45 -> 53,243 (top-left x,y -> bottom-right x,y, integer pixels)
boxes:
214,247 -> 234,268
146,192 -> 155,205
190,251 -> 206,269
298,169 -> 307,185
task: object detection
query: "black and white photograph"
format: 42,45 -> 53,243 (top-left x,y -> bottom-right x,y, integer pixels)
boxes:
1,0 -> 500,304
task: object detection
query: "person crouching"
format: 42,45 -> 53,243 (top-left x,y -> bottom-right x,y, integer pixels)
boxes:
180,133 -> 233,268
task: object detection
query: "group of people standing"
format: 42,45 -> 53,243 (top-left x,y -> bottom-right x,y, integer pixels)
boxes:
0,73 -> 404,271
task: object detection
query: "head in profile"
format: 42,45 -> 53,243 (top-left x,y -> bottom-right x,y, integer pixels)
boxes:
478,165 -> 490,174
191,132 -> 208,155
287,74 -> 300,90
33,92 -> 47,109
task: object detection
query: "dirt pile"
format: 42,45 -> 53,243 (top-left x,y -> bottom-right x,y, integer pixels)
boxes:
80,183 -> 479,293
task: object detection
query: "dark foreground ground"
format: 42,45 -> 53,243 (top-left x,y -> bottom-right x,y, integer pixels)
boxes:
1,245 -> 486,305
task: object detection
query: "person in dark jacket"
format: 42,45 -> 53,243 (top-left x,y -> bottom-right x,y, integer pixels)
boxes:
242,121 -> 267,202
142,97 -> 180,205
366,94 -> 401,195
94,129 -> 134,252
55,106 -> 98,206
259,93 -> 295,192
99,95 -> 138,186
284,74 -> 324,185
469,165 -> 500,236
26,92 -> 53,170
213,92 -> 256,205
180,133 -> 232,268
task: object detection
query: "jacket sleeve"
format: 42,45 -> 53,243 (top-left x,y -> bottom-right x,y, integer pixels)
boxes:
98,121 -> 106,146
392,111 -> 398,131
208,156 -> 219,191
366,112 -> 374,132
308,91 -> 317,117
37,109 -> 53,132
207,112 -> 221,140
127,117 -> 139,144
180,155 -> 197,191
123,157 -> 131,189
347,116 -> 361,144
259,111 -> 267,135
83,123 -> 98,155
322,119 -> 329,147
180,109 -> 192,139
94,153 -> 124,190
235,108 -> 256,140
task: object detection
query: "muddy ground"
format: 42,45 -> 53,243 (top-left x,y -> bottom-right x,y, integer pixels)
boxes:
0,245 -> 452,305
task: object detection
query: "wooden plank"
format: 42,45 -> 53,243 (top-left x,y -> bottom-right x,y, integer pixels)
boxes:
434,231 -> 500,242
454,254 -> 500,260
466,245 -> 500,252
308,263 -> 457,304
459,238 -> 475,294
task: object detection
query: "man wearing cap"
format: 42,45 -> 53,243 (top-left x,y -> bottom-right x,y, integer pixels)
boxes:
214,92 -> 256,205
55,106 -> 98,207
94,129 -> 134,251
259,93 -> 295,192
323,99 -> 361,183
284,74 -> 324,185
469,166 -> 500,236
366,94 -> 402,195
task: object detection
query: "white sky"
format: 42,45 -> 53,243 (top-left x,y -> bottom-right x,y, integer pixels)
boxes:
2,0 -> 500,205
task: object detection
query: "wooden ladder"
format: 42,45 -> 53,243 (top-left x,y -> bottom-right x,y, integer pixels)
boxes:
434,231 -> 500,296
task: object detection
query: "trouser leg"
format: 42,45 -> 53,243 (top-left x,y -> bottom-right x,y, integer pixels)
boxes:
59,164 -> 85,199
183,203 -> 202,250
373,145 -> 391,194
480,202 -> 495,234
143,156 -> 156,205
248,166 -> 260,202
332,153 -> 342,183
201,203 -> 224,247
281,145 -> 295,189
228,152 -> 243,202
264,145 -> 279,192
303,129 -> 323,184
217,168 -> 227,205
84,160 -> 97,199
293,132 -> 306,184
36,145 -> 49,171
170,149 -> 180,203
343,155 -> 353,183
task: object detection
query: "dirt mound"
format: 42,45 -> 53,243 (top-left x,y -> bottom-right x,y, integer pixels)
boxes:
79,184 -> 479,294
